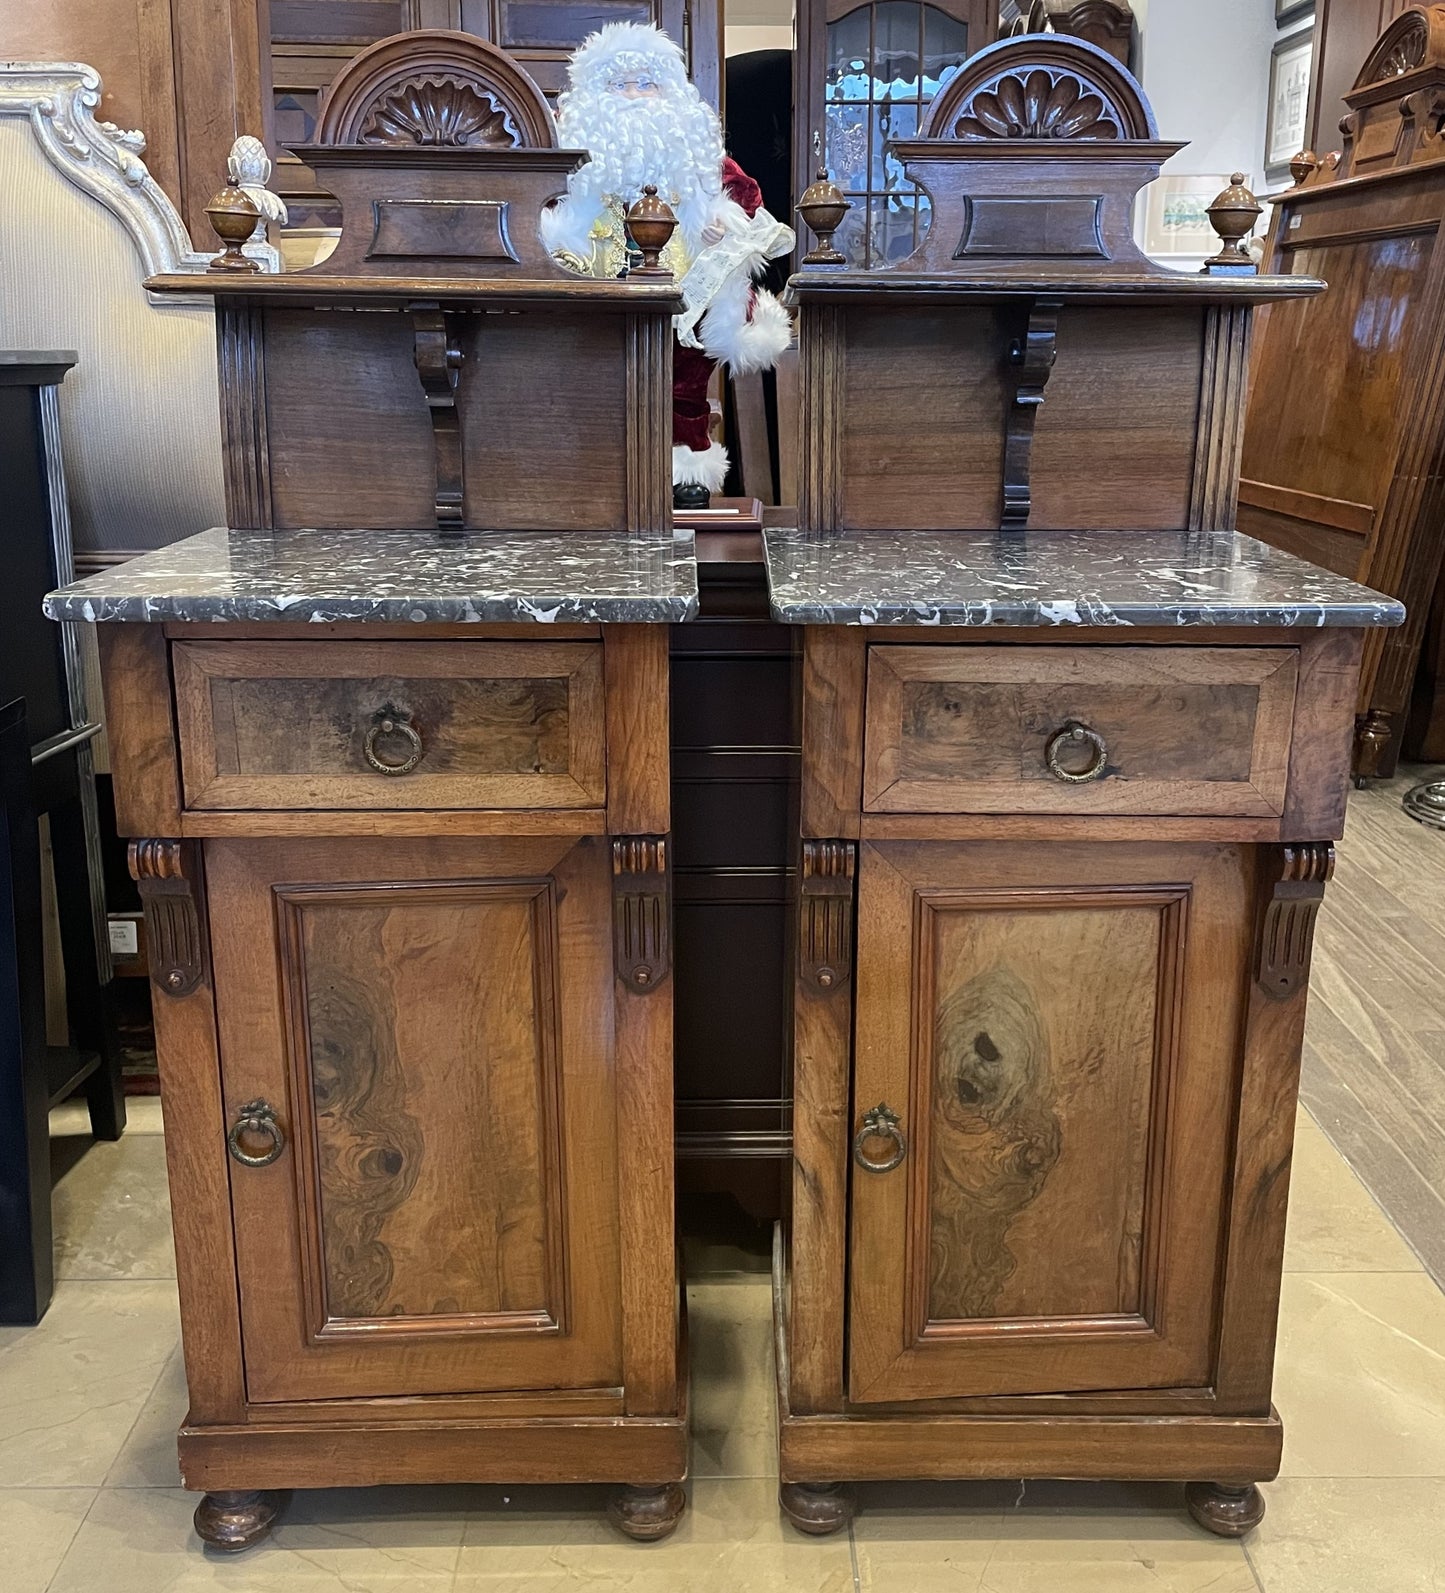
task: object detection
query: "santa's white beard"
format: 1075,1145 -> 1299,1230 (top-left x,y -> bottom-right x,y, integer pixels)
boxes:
547,89 -> 724,257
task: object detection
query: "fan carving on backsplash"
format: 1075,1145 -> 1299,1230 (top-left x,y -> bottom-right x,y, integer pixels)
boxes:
358,76 -> 522,147
952,67 -> 1124,139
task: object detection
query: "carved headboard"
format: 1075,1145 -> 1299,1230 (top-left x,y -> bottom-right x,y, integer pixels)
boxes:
880,36 -> 1181,275
286,30 -> 582,279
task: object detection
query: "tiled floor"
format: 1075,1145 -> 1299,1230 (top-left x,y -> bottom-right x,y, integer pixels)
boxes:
6,786 -> 1445,1591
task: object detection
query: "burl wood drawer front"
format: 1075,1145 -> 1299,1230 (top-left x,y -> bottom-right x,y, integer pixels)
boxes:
863,646 -> 1299,818
173,640 -> 605,810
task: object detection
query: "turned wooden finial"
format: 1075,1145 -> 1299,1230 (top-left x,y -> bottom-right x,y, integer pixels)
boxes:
625,186 -> 677,278
1289,150 -> 1319,187
205,177 -> 263,273
797,168 -> 850,266
1202,172 -> 1262,276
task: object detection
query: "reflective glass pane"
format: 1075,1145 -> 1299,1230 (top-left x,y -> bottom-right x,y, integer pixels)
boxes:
881,194 -> 919,264
922,6 -> 969,97
872,0 -> 921,101
873,100 -> 918,189
825,7 -> 872,103
826,103 -> 870,191
834,197 -> 871,269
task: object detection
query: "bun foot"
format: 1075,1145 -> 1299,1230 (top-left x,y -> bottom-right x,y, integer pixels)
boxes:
780,1481 -> 854,1536
608,1482 -> 686,1541
1185,1482 -> 1265,1538
193,1489 -> 287,1551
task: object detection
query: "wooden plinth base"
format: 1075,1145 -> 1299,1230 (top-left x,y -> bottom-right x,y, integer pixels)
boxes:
772,1249 -> 1279,1514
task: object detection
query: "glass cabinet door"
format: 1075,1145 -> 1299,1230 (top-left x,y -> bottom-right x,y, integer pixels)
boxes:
799,0 -> 995,269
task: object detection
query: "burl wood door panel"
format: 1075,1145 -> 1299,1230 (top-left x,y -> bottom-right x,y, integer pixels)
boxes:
173,640 -> 605,810
848,840 -> 1252,1402
863,646 -> 1298,816
208,836 -> 620,1402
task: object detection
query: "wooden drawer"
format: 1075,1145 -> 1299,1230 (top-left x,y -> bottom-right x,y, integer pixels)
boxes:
174,640 -> 605,810
863,646 -> 1299,817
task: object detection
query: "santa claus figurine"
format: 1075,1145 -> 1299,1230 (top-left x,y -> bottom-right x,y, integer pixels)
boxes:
540,22 -> 795,507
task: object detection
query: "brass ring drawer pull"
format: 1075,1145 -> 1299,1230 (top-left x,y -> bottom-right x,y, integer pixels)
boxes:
364,713 -> 425,776
227,1100 -> 286,1168
1045,721 -> 1109,785
853,1103 -> 907,1175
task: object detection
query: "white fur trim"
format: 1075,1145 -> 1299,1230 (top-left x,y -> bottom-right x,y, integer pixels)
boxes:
538,194 -> 600,262
673,440 -> 729,491
699,285 -> 793,375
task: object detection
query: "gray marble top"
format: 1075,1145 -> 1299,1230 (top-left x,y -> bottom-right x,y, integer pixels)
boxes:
43,527 -> 700,625
763,528 -> 1405,629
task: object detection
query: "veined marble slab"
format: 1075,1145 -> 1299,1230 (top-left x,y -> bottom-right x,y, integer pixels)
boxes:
44,526 -> 700,624
762,528 -> 1405,629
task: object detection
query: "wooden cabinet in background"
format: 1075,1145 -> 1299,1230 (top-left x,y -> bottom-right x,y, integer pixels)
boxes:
1241,4 -> 1445,777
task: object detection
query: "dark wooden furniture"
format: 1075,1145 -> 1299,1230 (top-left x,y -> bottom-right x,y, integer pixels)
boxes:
1241,4 -> 1445,777
54,36 -> 687,1548
267,1 -> 722,233
1305,0 -> 1415,155
0,354 -> 125,1324
772,35 -> 1394,1541
1000,0 -> 1136,65
793,0 -> 1000,269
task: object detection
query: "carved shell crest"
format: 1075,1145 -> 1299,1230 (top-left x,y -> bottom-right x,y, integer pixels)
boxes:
1372,28 -> 1428,83
358,76 -> 522,148
953,68 -> 1123,140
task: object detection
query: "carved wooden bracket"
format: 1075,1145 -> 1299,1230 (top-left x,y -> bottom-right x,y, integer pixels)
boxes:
1002,298 -> 1062,529
409,302 -> 465,528
129,838 -> 207,998
612,836 -> 671,993
1257,843 -> 1336,1000
800,840 -> 857,994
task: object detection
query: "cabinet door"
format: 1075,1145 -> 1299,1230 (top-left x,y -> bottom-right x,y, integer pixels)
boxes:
208,835 -> 620,1403
848,840 -> 1252,1403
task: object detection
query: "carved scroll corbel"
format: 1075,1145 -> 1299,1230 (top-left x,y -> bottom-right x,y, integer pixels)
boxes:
800,840 -> 857,993
409,302 -> 465,528
1257,843 -> 1335,1000
612,837 -> 670,992
1001,297 -> 1062,529
129,838 -> 207,997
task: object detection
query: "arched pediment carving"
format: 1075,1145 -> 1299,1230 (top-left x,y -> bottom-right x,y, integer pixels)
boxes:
922,35 -> 1155,142
1354,5 -> 1445,89
312,30 -> 558,149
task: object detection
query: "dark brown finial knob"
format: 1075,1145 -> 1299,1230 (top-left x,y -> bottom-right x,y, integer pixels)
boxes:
1202,172 -> 1263,277
205,177 -> 262,274
1289,149 -> 1319,187
797,167 -> 850,266
625,185 -> 677,279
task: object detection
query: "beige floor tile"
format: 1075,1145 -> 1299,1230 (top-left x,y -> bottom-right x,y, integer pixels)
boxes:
456,1477 -> 853,1591
48,1486 -> 462,1590
1275,1271 -> 1445,1477
1283,1113 -> 1421,1274
107,1345 -> 186,1486
0,1280 -> 179,1486
854,1481 -> 1257,1592
50,1094 -> 166,1139
688,1277 -> 778,1480
52,1133 -> 176,1281
1246,1476 -> 1445,1592
0,1487 -> 95,1593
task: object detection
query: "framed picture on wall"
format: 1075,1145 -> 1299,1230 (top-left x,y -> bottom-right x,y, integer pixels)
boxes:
1275,0 -> 1313,26
1143,175 -> 1234,258
1266,32 -> 1315,174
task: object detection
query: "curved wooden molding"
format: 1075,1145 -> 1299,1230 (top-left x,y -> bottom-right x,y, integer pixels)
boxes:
612,836 -> 671,993
1356,5 -> 1443,88
129,837 -> 208,998
1256,843 -> 1335,1001
799,840 -> 857,994
0,63 -> 279,276
313,30 -> 558,149
923,36 -> 1154,142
